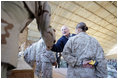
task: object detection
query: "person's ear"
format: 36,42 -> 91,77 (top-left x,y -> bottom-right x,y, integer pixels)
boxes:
78,28 -> 82,32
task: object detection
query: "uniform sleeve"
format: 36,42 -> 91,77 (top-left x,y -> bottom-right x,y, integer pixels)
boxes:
49,52 -> 56,63
95,42 -> 107,78
51,38 -> 64,52
62,39 -> 78,67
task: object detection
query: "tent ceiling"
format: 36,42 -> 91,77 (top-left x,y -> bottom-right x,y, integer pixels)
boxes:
27,1 -> 117,55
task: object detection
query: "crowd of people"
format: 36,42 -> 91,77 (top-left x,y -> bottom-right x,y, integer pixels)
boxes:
107,59 -> 117,78
1,1 -> 116,78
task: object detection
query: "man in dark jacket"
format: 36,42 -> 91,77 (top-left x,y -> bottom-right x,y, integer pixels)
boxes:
51,25 -> 75,68
51,25 -> 76,52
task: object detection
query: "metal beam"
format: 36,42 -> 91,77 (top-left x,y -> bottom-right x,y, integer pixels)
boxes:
72,2 -> 117,27
94,1 -> 117,18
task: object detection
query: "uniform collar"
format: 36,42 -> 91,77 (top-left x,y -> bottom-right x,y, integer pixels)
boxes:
77,32 -> 87,36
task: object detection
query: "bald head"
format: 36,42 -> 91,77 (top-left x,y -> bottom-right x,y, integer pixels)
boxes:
61,25 -> 70,36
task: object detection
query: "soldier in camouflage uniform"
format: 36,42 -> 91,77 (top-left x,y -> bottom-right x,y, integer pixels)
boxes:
35,39 -> 45,77
35,38 -> 56,78
62,22 -> 107,78
41,50 -> 56,78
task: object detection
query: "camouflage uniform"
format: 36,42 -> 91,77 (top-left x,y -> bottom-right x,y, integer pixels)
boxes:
62,32 -> 107,78
41,50 -> 56,78
35,39 -> 46,77
1,1 -> 54,77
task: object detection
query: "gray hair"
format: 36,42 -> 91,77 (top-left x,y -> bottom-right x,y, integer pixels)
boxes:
61,25 -> 69,31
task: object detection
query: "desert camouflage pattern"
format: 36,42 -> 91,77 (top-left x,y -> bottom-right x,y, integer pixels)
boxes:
1,1 -> 55,70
